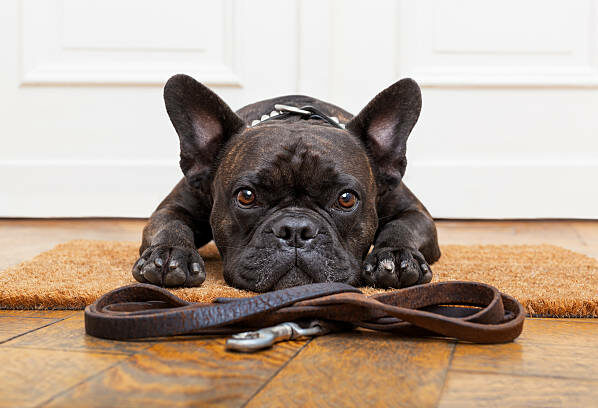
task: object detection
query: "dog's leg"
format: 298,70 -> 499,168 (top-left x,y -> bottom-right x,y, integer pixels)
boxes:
133,74 -> 244,287
132,180 -> 212,287
362,183 -> 441,288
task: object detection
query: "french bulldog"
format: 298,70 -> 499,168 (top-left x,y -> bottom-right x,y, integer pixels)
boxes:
132,74 -> 441,291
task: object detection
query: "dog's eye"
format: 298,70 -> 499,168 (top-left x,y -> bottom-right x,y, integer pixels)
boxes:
337,191 -> 357,210
236,189 -> 256,207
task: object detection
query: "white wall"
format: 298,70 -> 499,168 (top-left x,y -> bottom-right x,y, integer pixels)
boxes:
1,0 -> 597,218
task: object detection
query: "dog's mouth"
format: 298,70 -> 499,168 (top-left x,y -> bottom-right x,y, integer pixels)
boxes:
226,245 -> 360,292
271,265 -> 315,291
236,251 -> 317,292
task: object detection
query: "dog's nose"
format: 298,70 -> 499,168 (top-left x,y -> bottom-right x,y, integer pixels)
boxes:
272,217 -> 319,247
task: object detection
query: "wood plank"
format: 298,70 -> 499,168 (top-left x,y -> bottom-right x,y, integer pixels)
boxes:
0,310 -> 75,318
0,316 -> 63,343
449,318 -> 598,380
436,220 -> 594,257
0,220 -> 596,407
566,317 -> 598,323
439,220 -> 579,244
570,220 -> 598,242
0,219 -> 145,270
438,371 -> 598,408
0,346 -> 126,408
450,342 -> 598,380
571,221 -> 598,259
246,331 -> 455,408
437,220 -> 517,245
4,312 -> 150,355
44,338 -> 306,408
517,318 -> 598,346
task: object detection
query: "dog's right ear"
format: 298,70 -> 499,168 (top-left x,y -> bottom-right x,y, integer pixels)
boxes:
164,74 -> 245,191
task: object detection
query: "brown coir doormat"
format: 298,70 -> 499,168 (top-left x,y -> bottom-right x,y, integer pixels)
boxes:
1,240 -> 597,316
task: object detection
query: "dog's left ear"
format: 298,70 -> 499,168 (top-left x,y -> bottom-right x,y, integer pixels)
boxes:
347,78 -> 422,192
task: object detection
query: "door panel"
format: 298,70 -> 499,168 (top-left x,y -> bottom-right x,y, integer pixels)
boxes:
1,0 -> 596,218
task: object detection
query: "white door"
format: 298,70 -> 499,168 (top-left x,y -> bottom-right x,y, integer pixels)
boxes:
1,0 -> 597,218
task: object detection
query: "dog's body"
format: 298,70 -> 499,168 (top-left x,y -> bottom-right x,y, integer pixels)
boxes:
132,75 -> 440,291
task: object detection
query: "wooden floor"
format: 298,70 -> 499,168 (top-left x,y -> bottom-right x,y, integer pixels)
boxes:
0,219 -> 597,407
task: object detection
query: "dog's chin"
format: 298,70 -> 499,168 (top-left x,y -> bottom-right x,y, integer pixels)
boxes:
225,261 -> 314,293
271,267 -> 314,291
223,249 -> 362,292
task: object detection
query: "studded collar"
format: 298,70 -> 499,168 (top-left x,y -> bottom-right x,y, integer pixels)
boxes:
250,104 -> 346,129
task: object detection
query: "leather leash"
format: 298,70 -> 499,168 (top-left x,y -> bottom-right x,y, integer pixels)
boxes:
85,281 -> 525,351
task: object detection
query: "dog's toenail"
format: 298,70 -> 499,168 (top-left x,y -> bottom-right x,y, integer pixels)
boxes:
137,259 -> 145,267
155,258 -> 163,267
169,260 -> 179,270
380,260 -> 394,271
400,260 -> 409,269
364,264 -> 373,274
190,263 -> 201,275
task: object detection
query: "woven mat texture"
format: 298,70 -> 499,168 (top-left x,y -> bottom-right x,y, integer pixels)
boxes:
1,240 -> 597,316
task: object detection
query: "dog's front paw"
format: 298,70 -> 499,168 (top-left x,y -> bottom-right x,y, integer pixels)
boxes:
132,245 -> 206,287
362,246 -> 432,288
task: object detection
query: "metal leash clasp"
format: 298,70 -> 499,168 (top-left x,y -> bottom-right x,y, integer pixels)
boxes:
225,321 -> 326,352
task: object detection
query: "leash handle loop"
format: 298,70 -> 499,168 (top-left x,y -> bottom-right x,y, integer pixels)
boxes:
85,281 -> 525,348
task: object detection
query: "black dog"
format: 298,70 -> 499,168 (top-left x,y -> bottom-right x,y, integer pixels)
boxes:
132,74 -> 440,291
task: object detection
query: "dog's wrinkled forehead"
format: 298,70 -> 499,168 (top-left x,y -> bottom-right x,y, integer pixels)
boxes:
215,123 -> 375,195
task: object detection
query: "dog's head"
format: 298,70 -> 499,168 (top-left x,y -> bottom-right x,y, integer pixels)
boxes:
164,74 -> 421,291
